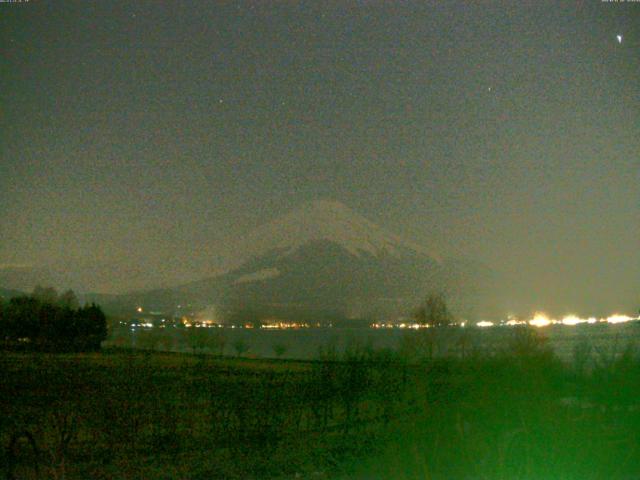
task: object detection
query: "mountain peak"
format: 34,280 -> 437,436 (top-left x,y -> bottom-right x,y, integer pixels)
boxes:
285,199 -> 375,230
240,199 -> 439,262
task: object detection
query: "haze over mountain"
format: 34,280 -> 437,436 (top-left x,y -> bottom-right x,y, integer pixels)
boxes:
226,200 -> 500,321
1,198 -> 632,319
238,200 -> 439,261
2,1 -> 637,320
72,200 -> 500,322
0,261 -> 202,296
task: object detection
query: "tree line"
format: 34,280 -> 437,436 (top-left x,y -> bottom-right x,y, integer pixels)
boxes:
0,286 -> 107,352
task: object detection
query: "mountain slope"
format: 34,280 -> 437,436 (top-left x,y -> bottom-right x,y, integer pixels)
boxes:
176,201 -> 463,321
67,200 -> 500,321
239,200 -> 439,261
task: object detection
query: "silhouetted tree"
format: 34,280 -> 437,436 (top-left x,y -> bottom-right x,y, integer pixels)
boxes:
58,289 -> 79,310
415,293 -> 453,327
0,298 -> 5,338
507,325 -> 550,358
402,293 -> 455,360
4,296 -> 41,341
32,285 -> 58,305
0,293 -> 107,352
38,302 -> 69,349
75,303 -> 108,351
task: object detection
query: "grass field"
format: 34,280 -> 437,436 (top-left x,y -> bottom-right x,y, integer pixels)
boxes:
2,331 -> 640,479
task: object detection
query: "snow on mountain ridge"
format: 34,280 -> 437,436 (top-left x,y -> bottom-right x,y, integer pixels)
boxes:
234,268 -> 281,284
242,200 -> 439,262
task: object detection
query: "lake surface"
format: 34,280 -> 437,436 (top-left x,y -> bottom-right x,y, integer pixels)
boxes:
113,321 -> 640,362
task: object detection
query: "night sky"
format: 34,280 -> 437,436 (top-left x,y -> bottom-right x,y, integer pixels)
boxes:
1,1 -> 638,315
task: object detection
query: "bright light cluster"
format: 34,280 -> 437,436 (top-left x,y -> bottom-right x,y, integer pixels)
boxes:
490,313 -> 637,328
506,319 -> 526,326
606,314 -> 634,324
477,321 -> 494,328
370,313 -> 638,330
261,322 -> 309,329
559,315 -> 597,326
529,313 -> 552,328
373,322 -> 430,329
371,323 -> 396,329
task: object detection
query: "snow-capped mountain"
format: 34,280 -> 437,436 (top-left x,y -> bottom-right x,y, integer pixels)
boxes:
239,199 -> 438,261
164,200 -> 500,322
1,200 -> 501,320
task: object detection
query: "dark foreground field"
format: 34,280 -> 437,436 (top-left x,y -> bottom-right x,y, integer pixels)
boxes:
2,331 -> 640,479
